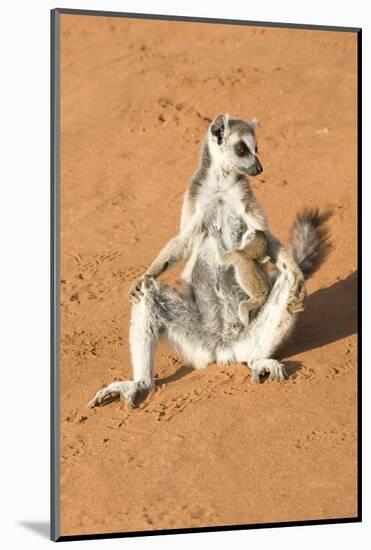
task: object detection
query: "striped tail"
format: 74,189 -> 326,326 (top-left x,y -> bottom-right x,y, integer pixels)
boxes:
290,208 -> 332,279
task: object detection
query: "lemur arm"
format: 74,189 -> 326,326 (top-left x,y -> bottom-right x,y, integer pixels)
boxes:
129,211 -> 202,303
180,189 -> 196,231
145,230 -> 194,278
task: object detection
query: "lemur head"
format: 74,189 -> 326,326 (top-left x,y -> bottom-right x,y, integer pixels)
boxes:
208,114 -> 263,176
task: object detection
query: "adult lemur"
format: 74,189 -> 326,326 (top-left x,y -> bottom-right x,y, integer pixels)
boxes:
89,114 -> 329,409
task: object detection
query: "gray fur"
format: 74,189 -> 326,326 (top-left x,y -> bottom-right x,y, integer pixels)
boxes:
228,117 -> 256,138
290,208 -> 332,278
189,140 -> 212,202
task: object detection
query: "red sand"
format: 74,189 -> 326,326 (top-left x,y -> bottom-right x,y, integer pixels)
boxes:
59,14 -> 358,536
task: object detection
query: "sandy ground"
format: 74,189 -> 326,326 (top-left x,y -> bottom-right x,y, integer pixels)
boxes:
59,14 -> 358,537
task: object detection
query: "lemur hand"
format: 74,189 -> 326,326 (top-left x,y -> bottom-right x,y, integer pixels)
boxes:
209,225 -> 220,239
129,274 -> 151,304
287,272 -> 307,314
240,228 -> 256,248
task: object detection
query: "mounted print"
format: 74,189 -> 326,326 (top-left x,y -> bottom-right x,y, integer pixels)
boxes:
51,8 -> 361,542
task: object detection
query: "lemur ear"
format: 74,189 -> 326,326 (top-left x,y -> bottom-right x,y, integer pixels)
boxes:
210,114 -> 228,145
249,118 -> 258,132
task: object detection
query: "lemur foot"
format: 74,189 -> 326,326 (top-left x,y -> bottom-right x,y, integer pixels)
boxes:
287,272 -> 307,314
129,274 -> 156,304
287,271 -> 307,313
250,359 -> 287,383
88,380 -> 149,410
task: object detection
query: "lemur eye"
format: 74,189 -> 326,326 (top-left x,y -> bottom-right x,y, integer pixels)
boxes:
234,141 -> 249,157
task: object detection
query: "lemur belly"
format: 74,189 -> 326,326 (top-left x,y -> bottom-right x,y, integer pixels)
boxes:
187,192 -> 254,340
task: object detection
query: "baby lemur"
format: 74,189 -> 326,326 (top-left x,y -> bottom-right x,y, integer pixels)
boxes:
213,227 -> 271,325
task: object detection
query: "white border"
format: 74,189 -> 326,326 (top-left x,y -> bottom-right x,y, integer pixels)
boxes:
0,1 -> 368,548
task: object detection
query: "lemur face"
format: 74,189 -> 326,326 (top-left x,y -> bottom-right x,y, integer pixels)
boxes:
209,114 -> 263,177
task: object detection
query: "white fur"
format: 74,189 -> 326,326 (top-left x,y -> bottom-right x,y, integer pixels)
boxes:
167,331 -> 213,370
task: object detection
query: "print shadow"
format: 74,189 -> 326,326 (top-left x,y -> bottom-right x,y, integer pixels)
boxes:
18,521 -> 50,539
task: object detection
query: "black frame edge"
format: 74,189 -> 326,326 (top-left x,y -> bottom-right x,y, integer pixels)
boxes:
356,28 -> 362,523
57,517 -> 361,542
54,7 -> 361,33
51,7 -> 61,543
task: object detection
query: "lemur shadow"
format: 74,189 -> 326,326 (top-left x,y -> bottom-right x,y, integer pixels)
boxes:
157,273 -> 357,383
91,367 -> 195,409
281,270 -> 358,359
134,367 -> 195,407
157,365 -> 194,386
257,360 -> 302,383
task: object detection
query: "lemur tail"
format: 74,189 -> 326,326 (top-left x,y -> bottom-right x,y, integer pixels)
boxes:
290,208 -> 332,279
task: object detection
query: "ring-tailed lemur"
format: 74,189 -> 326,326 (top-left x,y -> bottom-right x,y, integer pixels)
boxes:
88,114 -> 330,409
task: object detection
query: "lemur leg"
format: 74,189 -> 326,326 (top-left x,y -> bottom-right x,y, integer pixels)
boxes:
88,278 -> 211,409
238,291 -> 269,325
234,259 -> 270,325
266,231 -> 306,313
88,292 -> 157,409
233,271 -> 297,383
